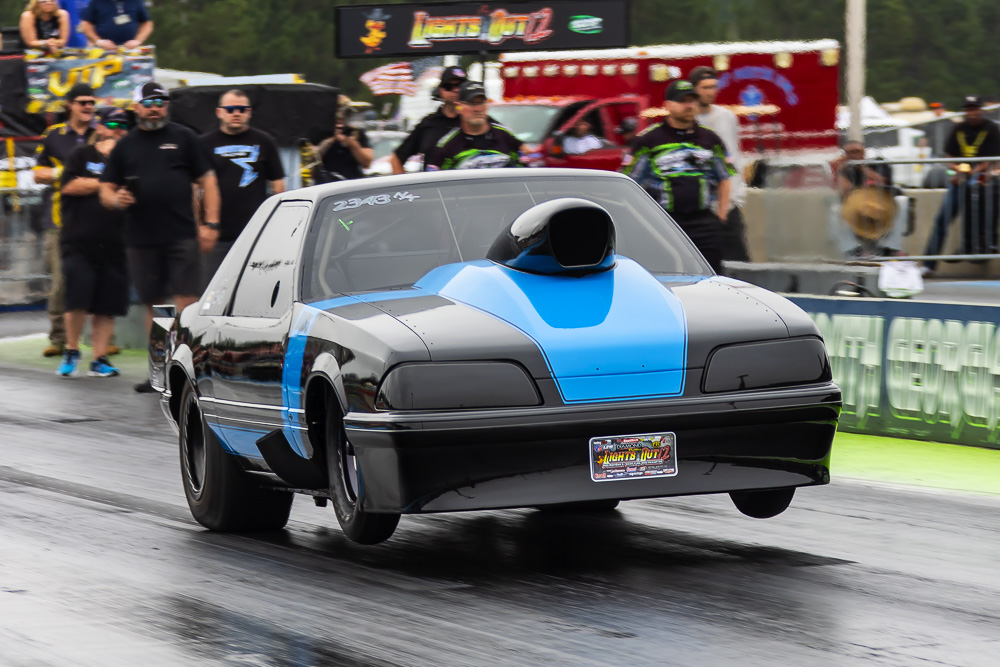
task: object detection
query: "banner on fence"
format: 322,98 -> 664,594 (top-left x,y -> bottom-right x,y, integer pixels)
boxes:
791,295 -> 1000,450
22,48 -> 155,113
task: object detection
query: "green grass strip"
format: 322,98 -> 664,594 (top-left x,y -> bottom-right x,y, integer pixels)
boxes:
834,432 -> 1000,496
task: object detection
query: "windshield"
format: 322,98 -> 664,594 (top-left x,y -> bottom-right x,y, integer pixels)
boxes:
487,105 -> 562,144
301,175 -> 709,301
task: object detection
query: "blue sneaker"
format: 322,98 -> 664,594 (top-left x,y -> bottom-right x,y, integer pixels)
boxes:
58,349 -> 81,377
88,356 -> 120,378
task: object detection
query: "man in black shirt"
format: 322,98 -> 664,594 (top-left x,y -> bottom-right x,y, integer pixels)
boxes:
923,95 -> 1000,272
391,65 -> 467,173
425,81 -> 522,170
621,80 -> 734,274
200,89 -> 286,289
317,97 -> 373,180
34,82 -> 97,357
99,81 -> 220,392
56,108 -> 130,378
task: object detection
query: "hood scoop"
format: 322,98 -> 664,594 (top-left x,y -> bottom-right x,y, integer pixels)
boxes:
487,198 -> 616,276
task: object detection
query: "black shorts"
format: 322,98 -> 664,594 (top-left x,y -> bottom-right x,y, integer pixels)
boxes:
61,245 -> 130,317
127,238 -> 202,304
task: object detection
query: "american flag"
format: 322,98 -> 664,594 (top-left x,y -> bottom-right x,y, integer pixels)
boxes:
360,62 -> 417,96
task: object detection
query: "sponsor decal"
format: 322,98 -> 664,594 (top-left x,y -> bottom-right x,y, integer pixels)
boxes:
22,51 -> 156,113
408,7 -> 554,48
568,15 -> 603,34
590,433 -> 677,481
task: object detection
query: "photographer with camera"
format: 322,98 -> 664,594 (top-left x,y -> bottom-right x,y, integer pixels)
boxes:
316,96 -> 373,180
99,81 -> 220,393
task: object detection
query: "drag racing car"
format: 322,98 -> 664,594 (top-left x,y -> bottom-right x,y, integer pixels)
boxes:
150,169 -> 840,544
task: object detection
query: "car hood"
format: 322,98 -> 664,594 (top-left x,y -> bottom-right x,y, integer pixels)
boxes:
320,259 -> 813,404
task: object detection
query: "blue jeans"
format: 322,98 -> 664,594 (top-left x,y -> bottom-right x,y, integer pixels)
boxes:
923,183 -> 959,270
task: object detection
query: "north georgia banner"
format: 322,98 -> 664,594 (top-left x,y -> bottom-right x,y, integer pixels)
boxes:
22,47 -> 155,113
335,1 -> 630,58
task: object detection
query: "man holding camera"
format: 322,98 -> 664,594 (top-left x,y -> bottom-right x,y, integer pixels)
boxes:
99,81 -> 220,392
317,97 -> 373,180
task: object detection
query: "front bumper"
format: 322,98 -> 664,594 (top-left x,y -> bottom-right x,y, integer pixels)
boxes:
344,383 -> 841,513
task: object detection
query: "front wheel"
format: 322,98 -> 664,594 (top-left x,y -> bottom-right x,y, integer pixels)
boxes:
179,382 -> 293,531
326,395 -> 399,545
730,488 -> 795,519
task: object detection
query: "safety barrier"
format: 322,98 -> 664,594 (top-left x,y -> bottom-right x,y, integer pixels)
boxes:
742,156 -> 1000,278
791,295 -> 1000,450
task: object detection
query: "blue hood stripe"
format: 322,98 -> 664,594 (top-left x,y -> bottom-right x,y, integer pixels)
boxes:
415,259 -> 687,403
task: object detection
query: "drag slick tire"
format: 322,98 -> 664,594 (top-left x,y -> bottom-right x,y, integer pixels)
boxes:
326,395 -> 400,545
537,499 -> 621,513
730,488 -> 795,519
179,382 -> 293,531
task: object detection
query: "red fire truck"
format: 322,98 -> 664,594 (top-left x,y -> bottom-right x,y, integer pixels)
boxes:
489,39 -> 841,170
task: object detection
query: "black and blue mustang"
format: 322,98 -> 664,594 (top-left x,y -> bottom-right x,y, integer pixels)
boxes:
150,169 -> 840,544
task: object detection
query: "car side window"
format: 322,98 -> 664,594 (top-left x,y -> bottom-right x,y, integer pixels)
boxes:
230,203 -> 310,318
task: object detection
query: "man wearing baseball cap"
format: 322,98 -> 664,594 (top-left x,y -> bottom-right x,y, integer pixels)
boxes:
391,66 -> 469,173
621,80 -> 736,274
56,107 -> 131,378
34,82 -> 98,358
99,81 -> 221,392
923,94 -> 1000,273
425,81 -> 522,170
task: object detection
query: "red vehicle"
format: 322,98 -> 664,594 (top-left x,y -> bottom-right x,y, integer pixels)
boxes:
490,40 -> 841,170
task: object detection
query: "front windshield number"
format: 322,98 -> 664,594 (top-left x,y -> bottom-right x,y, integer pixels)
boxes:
332,191 -> 420,211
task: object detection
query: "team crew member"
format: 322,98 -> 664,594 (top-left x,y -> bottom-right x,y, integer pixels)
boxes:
391,66 -> 467,173
689,66 -> 750,262
34,82 -> 97,358
425,81 -> 522,171
200,89 -> 285,288
99,81 -> 220,393
622,79 -> 735,274
56,108 -> 130,378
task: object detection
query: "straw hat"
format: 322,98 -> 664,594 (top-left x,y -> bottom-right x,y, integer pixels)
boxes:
841,187 -> 897,240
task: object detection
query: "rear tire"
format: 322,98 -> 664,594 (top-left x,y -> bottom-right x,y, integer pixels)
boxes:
537,499 -> 621,513
326,394 -> 399,545
730,488 -> 795,519
179,382 -> 293,531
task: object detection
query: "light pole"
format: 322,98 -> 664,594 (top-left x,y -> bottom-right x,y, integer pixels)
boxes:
845,0 -> 867,143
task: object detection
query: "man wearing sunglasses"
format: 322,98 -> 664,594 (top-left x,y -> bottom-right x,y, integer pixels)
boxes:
56,108 -> 131,378
34,83 -> 97,358
100,81 -> 220,393
200,89 -> 285,289
391,66 -> 468,173
425,81 -> 523,171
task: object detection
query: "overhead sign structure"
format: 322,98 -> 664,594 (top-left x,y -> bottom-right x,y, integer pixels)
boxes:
335,1 -> 630,58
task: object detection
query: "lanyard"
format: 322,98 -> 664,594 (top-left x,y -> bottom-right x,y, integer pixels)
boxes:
958,129 -> 988,158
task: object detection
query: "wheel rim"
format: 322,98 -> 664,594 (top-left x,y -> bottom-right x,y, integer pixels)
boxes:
182,393 -> 207,496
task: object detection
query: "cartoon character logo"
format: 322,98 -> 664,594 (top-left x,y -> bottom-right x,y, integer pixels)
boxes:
361,8 -> 391,53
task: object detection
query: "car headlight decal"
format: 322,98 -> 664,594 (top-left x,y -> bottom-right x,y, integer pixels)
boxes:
376,361 -> 542,410
703,337 -> 832,393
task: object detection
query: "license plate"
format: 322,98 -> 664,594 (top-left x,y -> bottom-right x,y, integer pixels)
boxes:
589,432 -> 677,482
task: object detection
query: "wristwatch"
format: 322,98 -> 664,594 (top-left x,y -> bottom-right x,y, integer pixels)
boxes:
203,222 -> 220,231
